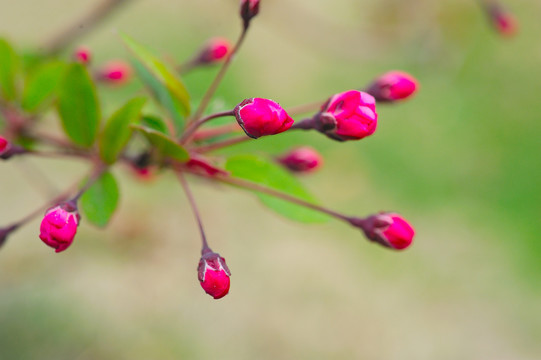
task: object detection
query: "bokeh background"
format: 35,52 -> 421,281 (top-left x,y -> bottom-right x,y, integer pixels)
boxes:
1,0 -> 540,359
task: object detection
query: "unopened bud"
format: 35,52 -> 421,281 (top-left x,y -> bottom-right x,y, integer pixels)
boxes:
278,147 -> 323,173
365,71 -> 418,102
486,2 -> 518,37
73,46 -> 91,65
314,90 -> 377,141
0,136 -> 11,158
197,251 -> 231,299
240,0 -> 260,28
234,98 -> 294,139
351,212 -> 415,250
197,37 -> 232,65
39,203 -> 80,253
98,60 -> 132,85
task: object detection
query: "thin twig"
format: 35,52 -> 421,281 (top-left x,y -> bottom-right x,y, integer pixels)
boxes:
194,135 -> 251,153
177,171 -> 209,251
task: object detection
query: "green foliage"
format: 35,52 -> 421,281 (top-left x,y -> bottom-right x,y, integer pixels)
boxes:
99,97 -> 146,164
22,61 -> 67,112
121,33 -> 190,134
225,154 -> 329,223
0,38 -> 18,101
141,114 -> 170,134
80,171 -> 120,228
132,125 -> 189,162
57,63 -> 101,147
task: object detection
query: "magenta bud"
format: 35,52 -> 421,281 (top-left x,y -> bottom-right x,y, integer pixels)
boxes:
0,136 -> 11,157
365,71 -> 419,102
315,90 -> 377,141
234,98 -> 294,139
39,204 -> 80,253
198,251 -> 231,299
486,2 -> 518,37
73,46 -> 91,65
240,0 -> 260,28
197,37 -> 232,64
278,146 -> 323,173
98,60 -> 132,85
351,213 -> 415,250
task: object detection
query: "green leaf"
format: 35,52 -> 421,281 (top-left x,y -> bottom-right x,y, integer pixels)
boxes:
80,171 -> 120,228
132,125 -> 189,162
225,154 -> 329,223
0,38 -> 19,100
121,33 -> 190,133
141,114 -> 169,134
57,63 -> 100,147
99,97 -> 146,164
22,61 -> 67,112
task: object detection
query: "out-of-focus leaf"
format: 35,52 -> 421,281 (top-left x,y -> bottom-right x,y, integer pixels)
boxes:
141,114 -> 169,134
132,125 -> 189,162
22,61 -> 67,112
57,63 -> 100,147
99,97 -> 146,164
225,154 -> 329,223
121,33 -> 190,133
80,171 -> 119,228
0,38 -> 18,100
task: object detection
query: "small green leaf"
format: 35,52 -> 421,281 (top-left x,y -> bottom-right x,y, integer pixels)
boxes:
225,154 -> 329,223
141,114 -> 169,134
0,38 -> 19,100
132,125 -> 189,162
99,97 -> 146,164
22,61 -> 67,112
80,171 -> 120,228
57,63 -> 100,147
121,33 -> 190,133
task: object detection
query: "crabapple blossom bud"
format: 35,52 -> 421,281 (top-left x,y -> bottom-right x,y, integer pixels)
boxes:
234,98 -> 294,139
0,136 -> 11,157
365,71 -> 418,102
240,0 -> 260,28
39,203 -> 80,253
315,90 -> 377,141
98,60 -> 132,84
73,46 -> 91,65
352,213 -> 415,250
197,251 -> 231,299
486,2 -> 518,37
197,37 -> 232,64
278,146 -> 323,173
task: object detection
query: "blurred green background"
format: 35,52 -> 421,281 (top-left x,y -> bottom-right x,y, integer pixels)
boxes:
1,0 -> 540,359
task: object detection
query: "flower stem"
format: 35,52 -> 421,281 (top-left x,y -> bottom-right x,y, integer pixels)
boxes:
69,163 -> 108,204
192,123 -> 242,142
43,0 -> 132,55
214,175 -> 350,222
188,27 -> 248,124
180,110 -> 235,145
177,171 -> 210,252
195,135 -> 250,153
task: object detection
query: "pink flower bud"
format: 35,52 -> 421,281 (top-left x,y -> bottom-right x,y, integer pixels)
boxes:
278,146 -> 323,173
98,60 -> 132,85
234,98 -> 294,139
353,213 -> 415,250
197,251 -> 231,299
486,2 -> 518,37
316,90 -> 377,141
0,136 -> 11,156
197,37 -> 232,64
240,0 -> 260,27
39,204 -> 80,253
73,46 -> 91,65
366,71 -> 418,102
